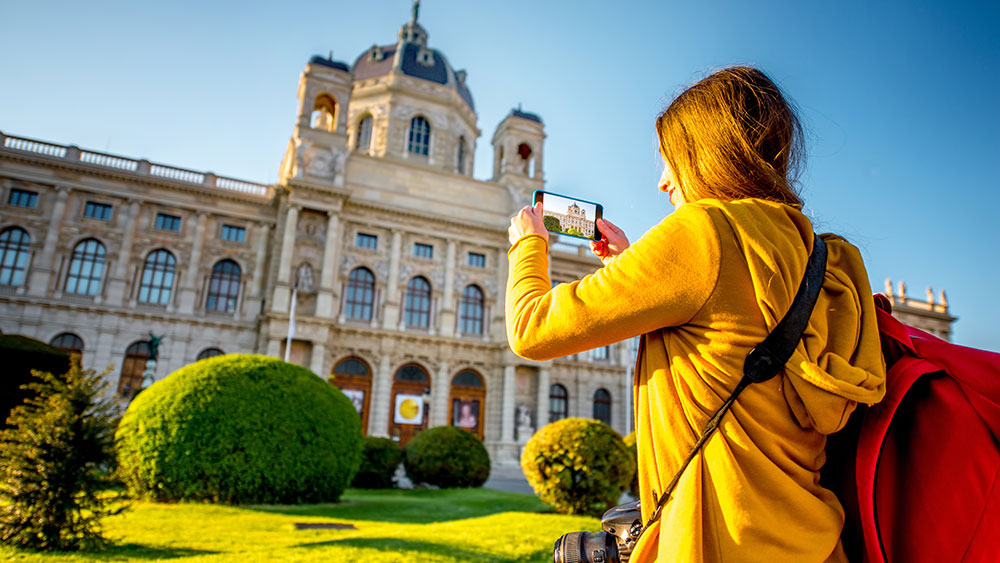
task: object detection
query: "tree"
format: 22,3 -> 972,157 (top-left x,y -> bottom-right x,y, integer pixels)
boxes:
0,360 -> 125,551
543,215 -> 562,233
565,227 -> 584,237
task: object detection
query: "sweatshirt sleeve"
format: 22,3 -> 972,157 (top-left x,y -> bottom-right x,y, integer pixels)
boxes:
505,203 -> 722,361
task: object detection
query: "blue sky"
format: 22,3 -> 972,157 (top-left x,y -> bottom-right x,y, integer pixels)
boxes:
2,0 -> 997,351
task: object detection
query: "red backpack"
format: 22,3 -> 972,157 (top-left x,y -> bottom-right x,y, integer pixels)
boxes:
824,294 -> 1000,562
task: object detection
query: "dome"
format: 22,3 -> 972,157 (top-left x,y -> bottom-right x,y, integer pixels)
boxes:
351,18 -> 475,111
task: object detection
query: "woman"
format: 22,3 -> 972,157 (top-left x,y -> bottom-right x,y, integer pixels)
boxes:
505,67 -> 886,562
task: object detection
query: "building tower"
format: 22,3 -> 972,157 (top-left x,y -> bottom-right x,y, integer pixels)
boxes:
492,108 -> 546,209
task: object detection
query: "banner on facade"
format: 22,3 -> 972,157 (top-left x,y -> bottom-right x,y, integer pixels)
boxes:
393,393 -> 424,425
341,388 -> 365,416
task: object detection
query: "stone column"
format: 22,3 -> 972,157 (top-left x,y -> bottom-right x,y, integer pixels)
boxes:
368,355 -> 393,438
27,186 -> 70,297
438,240 -> 457,336
381,230 -> 403,329
178,212 -> 208,313
310,341 -> 327,377
315,212 -> 341,318
266,338 -> 281,358
272,204 -> 299,313
246,224 -> 270,314
431,362 -> 450,427
501,365 -> 516,445
107,200 -> 141,304
493,248 -> 508,340
93,330 -> 118,389
536,367 -> 550,429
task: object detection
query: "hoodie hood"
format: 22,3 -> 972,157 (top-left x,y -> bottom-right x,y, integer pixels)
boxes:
709,199 -> 886,434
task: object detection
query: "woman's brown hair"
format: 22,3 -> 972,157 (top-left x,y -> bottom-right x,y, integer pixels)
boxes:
656,66 -> 804,208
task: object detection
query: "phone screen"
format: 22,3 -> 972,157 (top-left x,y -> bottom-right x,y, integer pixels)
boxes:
533,190 -> 603,241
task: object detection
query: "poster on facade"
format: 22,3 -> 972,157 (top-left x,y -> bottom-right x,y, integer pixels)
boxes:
393,393 -> 424,425
452,399 -> 479,430
341,388 -> 365,416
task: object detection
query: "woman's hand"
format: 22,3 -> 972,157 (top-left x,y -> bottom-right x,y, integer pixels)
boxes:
590,218 -> 630,266
508,202 -> 548,245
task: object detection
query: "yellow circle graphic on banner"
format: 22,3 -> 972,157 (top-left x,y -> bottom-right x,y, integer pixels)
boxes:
399,398 -> 419,420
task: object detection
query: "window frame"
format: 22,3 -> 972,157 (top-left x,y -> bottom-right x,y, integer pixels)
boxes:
83,201 -> 113,221
459,284 -> 485,335
137,249 -> 177,306
154,213 -> 182,233
413,242 -> 433,259
345,267 -> 376,321
357,115 -> 373,151
0,227 -> 31,287
404,276 -> 432,329
467,252 -> 486,268
407,116 -> 431,156
64,238 -> 106,296
220,224 -> 246,243
549,383 -> 569,422
205,259 -> 241,313
356,232 -> 378,250
593,388 -> 612,425
7,188 -> 38,209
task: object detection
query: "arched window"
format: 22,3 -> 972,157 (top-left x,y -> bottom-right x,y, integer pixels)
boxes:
357,115 -> 373,151
0,227 -> 31,287
65,238 -> 106,296
197,348 -> 224,360
593,388 -> 612,425
456,136 -> 466,174
345,267 -> 375,321
404,276 -> 431,329
395,363 -> 429,383
450,369 -> 485,439
311,93 -> 337,132
50,333 -> 84,358
452,370 -> 483,387
518,142 -> 535,176
206,259 -> 241,313
334,357 -> 370,376
119,341 -> 151,396
460,284 -> 484,335
138,249 -> 176,305
549,383 -> 568,422
408,116 -> 430,156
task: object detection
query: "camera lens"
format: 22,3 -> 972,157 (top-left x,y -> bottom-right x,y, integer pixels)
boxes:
553,531 -> 619,563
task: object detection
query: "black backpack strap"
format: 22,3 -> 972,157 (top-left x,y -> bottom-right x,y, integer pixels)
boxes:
643,234 -> 828,531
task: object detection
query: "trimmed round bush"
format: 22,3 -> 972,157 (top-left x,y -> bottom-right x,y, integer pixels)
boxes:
623,431 -> 640,499
116,354 -> 362,504
521,418 -> 635,516
352,436 -> 403,489
404,426 -> 490,488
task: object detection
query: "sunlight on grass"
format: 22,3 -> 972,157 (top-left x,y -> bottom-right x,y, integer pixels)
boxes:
3,488 -> 599,562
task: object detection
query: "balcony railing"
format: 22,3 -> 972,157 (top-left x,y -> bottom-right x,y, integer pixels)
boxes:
0,130 -> 273,198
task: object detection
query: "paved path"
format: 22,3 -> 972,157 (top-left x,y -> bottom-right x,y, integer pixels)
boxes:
394,463 -> 534,495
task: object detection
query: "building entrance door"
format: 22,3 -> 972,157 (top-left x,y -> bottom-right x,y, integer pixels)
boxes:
388,363 -> 430,446
448,369 -> 485,440
330,357 -> 372,434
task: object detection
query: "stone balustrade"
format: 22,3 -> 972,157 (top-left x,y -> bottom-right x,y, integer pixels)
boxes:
0,130 -> 273,198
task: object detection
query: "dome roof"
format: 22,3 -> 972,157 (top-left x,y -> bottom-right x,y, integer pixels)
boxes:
351,19 -> 475,111
308,55 -> 350,72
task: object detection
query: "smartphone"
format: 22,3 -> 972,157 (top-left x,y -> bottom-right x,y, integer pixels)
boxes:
533,190 -> 603,241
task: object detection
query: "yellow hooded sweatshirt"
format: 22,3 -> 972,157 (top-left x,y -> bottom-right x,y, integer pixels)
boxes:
506,198 -> 886,562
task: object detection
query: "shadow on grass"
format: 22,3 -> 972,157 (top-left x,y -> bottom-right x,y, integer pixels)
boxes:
10,544 -> 218,561
291,536 -> 494,560
245,488 -> 548,525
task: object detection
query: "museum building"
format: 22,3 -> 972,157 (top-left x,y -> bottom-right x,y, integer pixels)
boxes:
0,10 -> 633,461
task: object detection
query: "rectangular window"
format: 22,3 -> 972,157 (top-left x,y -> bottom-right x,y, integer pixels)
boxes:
220,224 -> 246,242
83,201 -> 112,221
356,232 -> 377,249
7,188 -> 38,209
414,243 -> 433,259
468,252 -> 486,268
154,213 -> 181,232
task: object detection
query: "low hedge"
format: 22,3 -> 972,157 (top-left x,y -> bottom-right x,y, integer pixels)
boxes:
352,436 -> 403,489
521,418 -> 634,516
116,354 -> 362,504
404,426 -> 490,488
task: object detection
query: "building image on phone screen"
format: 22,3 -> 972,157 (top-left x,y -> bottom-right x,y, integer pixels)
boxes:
542,195 -> 596,238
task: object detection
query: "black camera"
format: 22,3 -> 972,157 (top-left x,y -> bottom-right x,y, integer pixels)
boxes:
553,501 -> 642,563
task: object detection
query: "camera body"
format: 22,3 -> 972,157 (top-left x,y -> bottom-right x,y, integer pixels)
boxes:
553,500 -> 642,563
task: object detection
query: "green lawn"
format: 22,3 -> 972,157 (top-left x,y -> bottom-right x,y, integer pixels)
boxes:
3,488 -> 599,562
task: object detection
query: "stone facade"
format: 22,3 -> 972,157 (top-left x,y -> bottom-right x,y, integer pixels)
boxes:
0,12 -> 629,463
